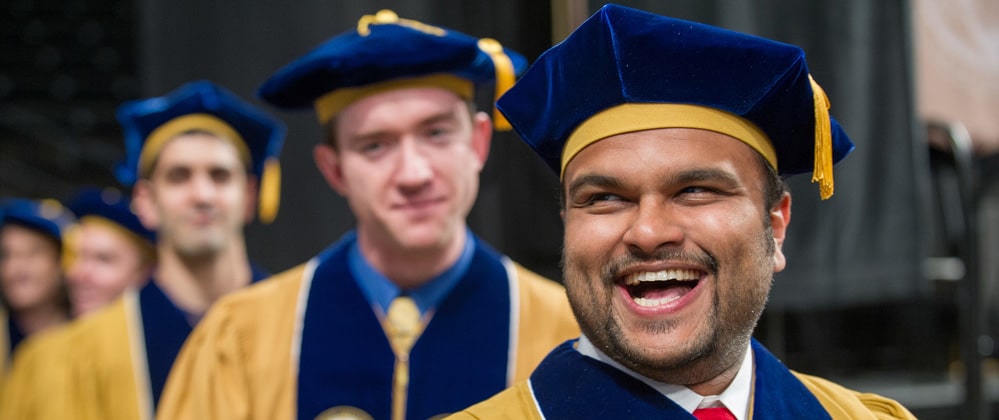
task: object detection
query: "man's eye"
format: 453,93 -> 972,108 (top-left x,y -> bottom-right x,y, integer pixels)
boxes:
580,193 -> 622,206
359,141 -> 386,155
425,127 -> 454,143
211,169 -> 232,183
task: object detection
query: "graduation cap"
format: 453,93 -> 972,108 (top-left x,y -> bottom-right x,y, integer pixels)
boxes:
67,186 -> 155,246
257,9 -> 528,130
115,80 -> 286,223
1,197 -> 76,243
496,3 -> 855,199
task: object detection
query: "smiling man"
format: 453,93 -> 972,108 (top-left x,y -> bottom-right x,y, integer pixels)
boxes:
64,186 -> 156,317
0,80 -> 284,420
451,4 -> 915,420
157,10 -> 578,420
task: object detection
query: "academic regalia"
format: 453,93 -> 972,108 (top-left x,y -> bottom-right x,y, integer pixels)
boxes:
158,232 -> 579,420
450,339 -> 916,420
0,267 -> 268,420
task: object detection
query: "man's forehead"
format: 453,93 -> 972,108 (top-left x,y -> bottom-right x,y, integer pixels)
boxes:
152,133 -> 247,170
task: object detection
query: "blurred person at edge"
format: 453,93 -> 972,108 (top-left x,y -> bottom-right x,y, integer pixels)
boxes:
0,198 -> 74,377
0,80 -> 285,420
158,9 -> 579,420
64,186 -> 156,317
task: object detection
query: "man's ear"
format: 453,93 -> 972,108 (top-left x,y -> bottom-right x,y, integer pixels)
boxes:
314,144 -> 348,196
131,180 -> 160,231
244,174 -> 259,223
770,192 -> 791,273
471,111 -> 493,170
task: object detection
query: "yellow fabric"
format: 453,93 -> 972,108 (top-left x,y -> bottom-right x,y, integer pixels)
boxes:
157,261 -> 579,420
561,103 -> 777,179
313,74 -> 474,125
258,157 -> 281,224
448,373 -> 916,420
157,265 -> 305,420
0,295 -> 147,420
510,263 -> 579,381
0,308 -> 8,381
808,75 -> 835,199
476,37 -> 516,131
445,381 -> 540,420
140,113 -> 251,178
385,296 -> 423,420
793,372 -> 917,420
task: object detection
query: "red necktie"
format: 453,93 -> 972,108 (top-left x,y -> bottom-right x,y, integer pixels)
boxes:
693,406 -> 737,420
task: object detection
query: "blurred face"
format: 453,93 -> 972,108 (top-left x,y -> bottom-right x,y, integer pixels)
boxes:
65,221 -> 152,316
314,87 -> 491,254
561,128 -> 790,389
133,133 -> 254,259
0,224 -> 64,312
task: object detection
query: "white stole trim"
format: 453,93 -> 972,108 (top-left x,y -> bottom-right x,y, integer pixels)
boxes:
123,289 -> 153,420
289,257 -> 320,383
502,257 -> 520,386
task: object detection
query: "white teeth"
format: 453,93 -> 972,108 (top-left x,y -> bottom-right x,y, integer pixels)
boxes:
634,296 -> 683,307
623,269 -> 699,285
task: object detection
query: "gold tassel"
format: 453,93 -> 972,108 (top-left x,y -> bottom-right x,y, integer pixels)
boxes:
477,38 -> 515,131
385,296 -> 422,420
808,75 -> 834,199
258,157 -> 281,224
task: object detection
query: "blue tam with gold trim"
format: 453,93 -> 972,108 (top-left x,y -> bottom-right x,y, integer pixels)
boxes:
115,80 -> 286,223
1,198 -> 76,243
497,3 -> 854,198
67,187 -> 155,246
257,9 -> 528,130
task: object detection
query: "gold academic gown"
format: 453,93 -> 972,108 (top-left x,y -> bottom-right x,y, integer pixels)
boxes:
157,258 -> 579,420
0,292 -> 153,420
449,340 -> 916,420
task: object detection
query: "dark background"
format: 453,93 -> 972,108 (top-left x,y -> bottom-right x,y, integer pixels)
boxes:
2,1 -> 994,418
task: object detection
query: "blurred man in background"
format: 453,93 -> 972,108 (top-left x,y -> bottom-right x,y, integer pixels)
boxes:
0,80 -> 285,420
0,198 -> 74,376
64,186 -> 156,317
159,10 -> 578,420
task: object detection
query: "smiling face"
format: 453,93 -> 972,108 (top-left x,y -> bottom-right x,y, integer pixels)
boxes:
561,127 -> 790,392
314,87 -> 491,261
133,132 -> 254,259
0,224 -> 64,313
65,220 -> 152,316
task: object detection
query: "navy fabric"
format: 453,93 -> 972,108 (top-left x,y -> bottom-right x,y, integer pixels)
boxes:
257,11 -> 527,110
115,80 -> 285,187
297,232 -> 512,420
68,186 -> 155,244
496,3 -> 853,176
139,280 -> 194,410
1,198 -> 75,243
141,266 -> 268,409
531,338 -> 831,419
6,315 -> 25,356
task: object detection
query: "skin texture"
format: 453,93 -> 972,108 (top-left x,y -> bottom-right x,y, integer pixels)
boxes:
0,224 -> 68,333
132,132 -> 254,262
560,128 -> 791,396
65,221 -> 153,317
131,132 -> 256,314
313,87 -> 492,289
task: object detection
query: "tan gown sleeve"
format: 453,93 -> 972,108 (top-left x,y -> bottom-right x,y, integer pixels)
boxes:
157,264 -> 307,420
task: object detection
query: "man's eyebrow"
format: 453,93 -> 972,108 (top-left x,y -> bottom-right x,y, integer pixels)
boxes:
670,168 -> 741,187
566,174 -> 621,198
345,110 -> 459,144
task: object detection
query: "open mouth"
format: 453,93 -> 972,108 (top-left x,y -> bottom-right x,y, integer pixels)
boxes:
620,269 -> 701,308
